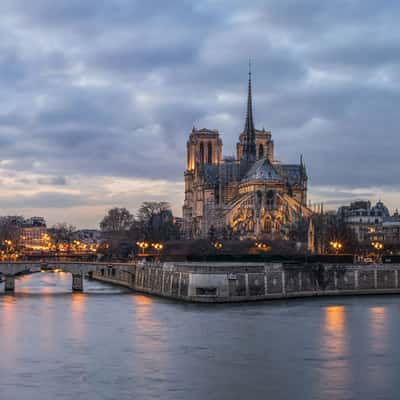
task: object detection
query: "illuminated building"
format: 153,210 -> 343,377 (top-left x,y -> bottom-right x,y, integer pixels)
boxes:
19,217 -> 48,249
0,216 -> 48,250
183,69 -> 311,240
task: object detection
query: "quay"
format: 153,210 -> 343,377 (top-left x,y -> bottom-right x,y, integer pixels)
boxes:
94,262 -> 400,302
2,261 -> 400,302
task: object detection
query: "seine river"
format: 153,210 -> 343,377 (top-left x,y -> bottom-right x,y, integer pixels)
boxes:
1,272 -> 400,400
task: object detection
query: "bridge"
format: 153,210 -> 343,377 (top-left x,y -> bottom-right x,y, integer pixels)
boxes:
0,261 -> 136,292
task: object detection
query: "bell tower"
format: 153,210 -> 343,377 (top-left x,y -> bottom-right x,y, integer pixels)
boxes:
186,127 -> 222,171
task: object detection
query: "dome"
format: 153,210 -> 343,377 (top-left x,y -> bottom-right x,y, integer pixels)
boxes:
371,201 -> 390,217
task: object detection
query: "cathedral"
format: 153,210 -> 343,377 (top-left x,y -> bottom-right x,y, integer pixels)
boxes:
182,69 -> 312,240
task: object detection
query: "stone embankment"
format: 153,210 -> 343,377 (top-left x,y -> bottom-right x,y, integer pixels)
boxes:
92,262 -> 400,303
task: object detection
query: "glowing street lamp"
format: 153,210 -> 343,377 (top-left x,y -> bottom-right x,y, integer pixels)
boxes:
371,241 -> 384,251
371,241 -> 384,261
330,241 -> 343,255
152,243 -> 164,251
255,242 -> 271,252
136,241 -> 149,254
213,241 -> 223,250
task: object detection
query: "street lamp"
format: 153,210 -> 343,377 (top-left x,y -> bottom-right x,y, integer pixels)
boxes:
213,241 -> 223,250
371,241 -> 384,261
151,243 -> 164,261
330,241 -> 343,255
136,241 -> 149,255
152,243 -> 164,251
255,242 -> 271,252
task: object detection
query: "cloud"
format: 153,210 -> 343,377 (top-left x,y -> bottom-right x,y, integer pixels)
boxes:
0,0 -> 399,225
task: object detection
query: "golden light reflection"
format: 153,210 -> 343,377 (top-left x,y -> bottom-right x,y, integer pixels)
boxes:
70,292 -> 87,339
2,296 -> 16,331
318,305 -> 349,398
132,294 -> 168,370
0,296 -> 17,368
324,306 -> 346,347
134,294 -> 154,306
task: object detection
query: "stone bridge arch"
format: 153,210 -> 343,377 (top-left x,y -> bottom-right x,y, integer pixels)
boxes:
0,262 -> 136,293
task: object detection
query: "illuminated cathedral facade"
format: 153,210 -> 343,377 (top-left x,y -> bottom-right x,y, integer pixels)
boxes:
183,70 -> 312,240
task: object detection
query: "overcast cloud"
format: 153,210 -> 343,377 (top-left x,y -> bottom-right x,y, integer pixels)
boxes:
0,0 -> 399,227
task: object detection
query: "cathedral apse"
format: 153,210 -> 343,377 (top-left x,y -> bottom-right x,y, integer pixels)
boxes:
182,68 -> 312,240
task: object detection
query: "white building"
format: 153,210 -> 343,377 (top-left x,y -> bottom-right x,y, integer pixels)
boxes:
338,200 -> 390,241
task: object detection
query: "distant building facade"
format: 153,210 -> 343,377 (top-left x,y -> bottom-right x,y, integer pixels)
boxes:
0,216 -> 48,249
74,229 -> 102,245
337,200 -> 390,241
382,211 -> 400,244
183,70 -> 311,240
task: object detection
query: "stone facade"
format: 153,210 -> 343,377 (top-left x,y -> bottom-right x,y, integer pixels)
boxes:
92,261 -> 400,303
183,71 -> 311,240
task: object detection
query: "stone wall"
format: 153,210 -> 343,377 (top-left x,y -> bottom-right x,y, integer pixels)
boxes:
92,262 -> 400,303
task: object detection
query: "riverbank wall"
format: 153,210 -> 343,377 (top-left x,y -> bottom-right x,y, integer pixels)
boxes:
92,262 -> 400,303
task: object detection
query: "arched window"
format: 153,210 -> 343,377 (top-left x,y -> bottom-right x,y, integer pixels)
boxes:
259,144 -> 264,159
265,218 -> 272,233
207,142 -> 212,164
199,142 -> 204,164
256,191 -> 262,208
266,190 -> 274,208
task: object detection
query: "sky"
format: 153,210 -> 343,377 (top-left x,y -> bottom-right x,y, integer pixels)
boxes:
0,0 -> 399,228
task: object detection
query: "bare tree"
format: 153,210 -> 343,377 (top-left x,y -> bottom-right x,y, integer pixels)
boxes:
48,223 -> 76,245
137,202 -> 170,222
137,202 -> 179,241
99,208 -> 134,232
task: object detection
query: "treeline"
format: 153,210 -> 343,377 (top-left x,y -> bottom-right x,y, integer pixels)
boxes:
98,201 -> 180,260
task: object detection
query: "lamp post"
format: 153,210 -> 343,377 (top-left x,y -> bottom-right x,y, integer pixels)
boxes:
371,241 -> 384,262
330,241 -> 343,255
152,243 -> 164,261
212,241 -> 223,250
255,242 -> 271,252
136,241 -> 149,255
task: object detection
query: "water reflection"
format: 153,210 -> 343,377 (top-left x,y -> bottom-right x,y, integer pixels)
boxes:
318,305 -> 349,399
369,307 -> 386,353
71,293 -> 87,339
17,271 -> 71,294
323,306 -> 347,354
2,274 -> 400,400
132,294 -> 169,383
367,306 -> 388,389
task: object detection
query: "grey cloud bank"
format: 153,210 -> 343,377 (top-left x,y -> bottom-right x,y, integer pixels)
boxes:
0,0 -> 399,225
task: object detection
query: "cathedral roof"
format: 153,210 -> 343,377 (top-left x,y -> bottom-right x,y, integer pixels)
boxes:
242,158 -> 283,183
275,164 -> 305,186
198,164 -> 219,185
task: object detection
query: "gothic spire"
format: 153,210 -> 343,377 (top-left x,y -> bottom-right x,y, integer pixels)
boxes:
242,60 -> 256,161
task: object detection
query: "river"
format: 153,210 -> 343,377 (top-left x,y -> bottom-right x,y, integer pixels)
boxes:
1,272 -> 400,400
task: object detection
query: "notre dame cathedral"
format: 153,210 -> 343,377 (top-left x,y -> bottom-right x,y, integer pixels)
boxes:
182,69 -> 312,240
